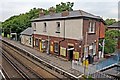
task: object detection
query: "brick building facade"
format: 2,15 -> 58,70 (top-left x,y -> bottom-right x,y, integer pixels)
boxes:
31,10 -> 105,63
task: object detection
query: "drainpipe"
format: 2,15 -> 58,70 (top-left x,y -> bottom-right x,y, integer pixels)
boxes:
101,39 -> 105,58
58,20 -> 65,56
33,28 -> 34,48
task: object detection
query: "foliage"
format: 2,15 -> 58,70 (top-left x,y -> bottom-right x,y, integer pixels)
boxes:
104,30 -> 120,54
1,2 -> 74,37
2,8 -> 39,36
56,2 -> 74,13
0,22 -> 2,28
105,18 -> 116,26
82,75 -> 93,80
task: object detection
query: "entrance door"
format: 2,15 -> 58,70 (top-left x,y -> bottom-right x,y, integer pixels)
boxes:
68,46 -> 74,61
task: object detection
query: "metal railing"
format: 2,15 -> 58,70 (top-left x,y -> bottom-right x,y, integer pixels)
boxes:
96,54 -> 119,71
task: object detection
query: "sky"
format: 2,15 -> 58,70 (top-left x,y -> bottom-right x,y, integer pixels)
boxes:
0,0 -> 119,22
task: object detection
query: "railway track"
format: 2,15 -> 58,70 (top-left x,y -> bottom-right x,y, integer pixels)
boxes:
1,50 -> 27,80
0,66 -> 9,80
1,41 -> 63,79
2,47 -> 41,80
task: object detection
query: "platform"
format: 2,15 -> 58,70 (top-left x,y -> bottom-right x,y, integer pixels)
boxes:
1,37 -> 83,78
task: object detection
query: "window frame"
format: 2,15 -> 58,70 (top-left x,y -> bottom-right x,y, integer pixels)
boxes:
33,23 -> 36,31
35,38 -> 39,47
29,37 -> 31,45
41,40 -> 46,49
56,22 -> 60,33
88,21 -> 96,33
43,22 -> 47,32
54,42 -> 59,53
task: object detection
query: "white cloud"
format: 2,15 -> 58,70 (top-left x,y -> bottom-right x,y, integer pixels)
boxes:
0,0 -> 119,21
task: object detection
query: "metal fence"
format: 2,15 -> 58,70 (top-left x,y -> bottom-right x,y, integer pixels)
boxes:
72,52 -> 120,78
96,54 -> 120,71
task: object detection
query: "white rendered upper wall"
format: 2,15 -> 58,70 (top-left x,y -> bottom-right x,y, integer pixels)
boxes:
32,19 -> 83,40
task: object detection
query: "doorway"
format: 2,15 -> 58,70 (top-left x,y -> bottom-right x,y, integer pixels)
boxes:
68,46 -> 74,61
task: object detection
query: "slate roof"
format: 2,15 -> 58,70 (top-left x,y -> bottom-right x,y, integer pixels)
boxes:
108,21 -> 120,28
31,10 -> 104,23
20,27 -> 33,36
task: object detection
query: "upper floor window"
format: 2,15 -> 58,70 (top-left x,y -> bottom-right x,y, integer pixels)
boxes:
43,22 -> 47,32
56,22 -> 60,33
33,23 -> 36,31
88,22 -> 96,33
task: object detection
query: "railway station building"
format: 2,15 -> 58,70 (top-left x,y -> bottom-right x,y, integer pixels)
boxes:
31,9 -> 105,63
20,27 -> 33,47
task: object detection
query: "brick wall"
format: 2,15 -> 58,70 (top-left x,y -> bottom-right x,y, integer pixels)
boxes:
33,34 -> 82,60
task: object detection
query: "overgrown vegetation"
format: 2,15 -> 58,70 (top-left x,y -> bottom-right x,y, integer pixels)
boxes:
104,19 -> 119,54
1,2 -> 74,37
105,18 -> 116,26
104,30 -> 120,54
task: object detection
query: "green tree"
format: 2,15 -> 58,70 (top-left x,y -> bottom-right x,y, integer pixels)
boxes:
1,2 -> 74,38
104,30 -> 120,54
56,2 -> 74,13
105,18 -> 116,26
2,8 -> 40,36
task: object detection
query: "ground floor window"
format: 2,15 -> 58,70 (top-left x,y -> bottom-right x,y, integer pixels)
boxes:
89,45 -> 93,55
89,43 -> 96,56
35,38 -> 39,47
93,43 -> 96,55
60,47 -> 66,57
29,37 -> 31,45
54,43 -> 59,53
42,40 -> 46,49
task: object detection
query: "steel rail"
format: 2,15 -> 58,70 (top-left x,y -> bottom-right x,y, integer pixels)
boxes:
1,42 -> 59,79
0,49 -> 30,80
1,38 -> 83,79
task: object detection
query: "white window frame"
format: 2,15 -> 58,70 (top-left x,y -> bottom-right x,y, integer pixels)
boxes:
42,40 -> 46,49
43,22 -> 47,32
56,22 -> 60,33
54,42 -> 59,53
35,39 -> 39,47
93,43 -> 96,55
88,22 -> 96,33
33,23 -> 36,31
29,37 -> 31,45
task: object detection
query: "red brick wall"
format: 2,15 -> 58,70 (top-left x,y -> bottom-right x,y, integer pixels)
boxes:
118,37 -> 120,49
83,19 -> 99,55
99,22 -> 105,38
33,34 -> 82,60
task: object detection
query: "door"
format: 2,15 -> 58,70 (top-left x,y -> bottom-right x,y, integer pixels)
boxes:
68,46 -> 74,61
39,40 -> 42,52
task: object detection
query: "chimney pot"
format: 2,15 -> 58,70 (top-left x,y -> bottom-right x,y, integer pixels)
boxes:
61,10 -> 69,17
49,7 -> 55,16
39,8 -> 45,17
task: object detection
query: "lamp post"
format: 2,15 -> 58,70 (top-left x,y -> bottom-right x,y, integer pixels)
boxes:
101,39 -> 105,58
47,34 -> 50,55
84,32 -> 88,76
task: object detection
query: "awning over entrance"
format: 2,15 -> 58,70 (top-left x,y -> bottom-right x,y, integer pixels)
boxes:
67,48 -> 74,51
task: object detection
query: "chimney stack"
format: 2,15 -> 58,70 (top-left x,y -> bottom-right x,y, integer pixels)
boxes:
49,7 -> 55,16
39,8 -> 45,17
61,10 -> 69,17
